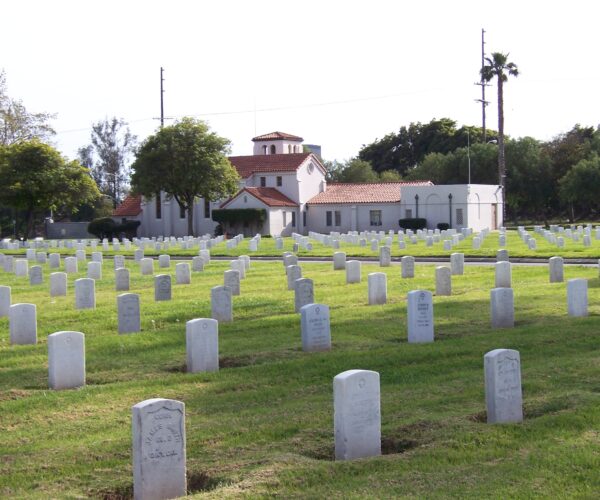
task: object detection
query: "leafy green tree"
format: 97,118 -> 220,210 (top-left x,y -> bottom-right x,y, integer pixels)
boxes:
78,117 -> 136,207
559,154 -> 600,220
481,52 -> 519,216
0,140 -> 101,237
131,118 -> 240,236
335,158 -> 379,183
0,70 -> 55,146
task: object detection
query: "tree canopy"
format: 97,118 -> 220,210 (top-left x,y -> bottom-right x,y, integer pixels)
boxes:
131,118 -> 240,236
0,140 -> 101,237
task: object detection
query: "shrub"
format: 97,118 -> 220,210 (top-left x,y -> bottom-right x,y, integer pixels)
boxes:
87,217 -> 140,240
398,218 -> 427,230
211,209 -> 267,225
437,222 -> 450,231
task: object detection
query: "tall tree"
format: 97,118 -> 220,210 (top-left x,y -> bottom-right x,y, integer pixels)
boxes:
0,70 -> 56,145
131,118 -> 240,236
79,117 -> 136,207
481,52 -> 519,220
0,140 -> 101,237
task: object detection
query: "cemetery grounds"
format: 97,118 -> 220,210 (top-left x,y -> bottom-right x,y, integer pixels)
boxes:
0,233 -> 599,498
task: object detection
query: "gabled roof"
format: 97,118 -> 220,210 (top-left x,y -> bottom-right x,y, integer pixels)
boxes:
220,187 -> 298,209
252,131 -> 304,142
112,194 -> 142,216
307,181 -> 434,205
228,153 -> 312,178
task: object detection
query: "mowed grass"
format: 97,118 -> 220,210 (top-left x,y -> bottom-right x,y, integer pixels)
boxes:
4,229 -> 600,259
0,257 -> 599,498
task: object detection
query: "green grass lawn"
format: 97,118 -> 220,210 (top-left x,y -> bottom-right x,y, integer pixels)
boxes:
0,257 -> 599,498
4,229 -> 600,260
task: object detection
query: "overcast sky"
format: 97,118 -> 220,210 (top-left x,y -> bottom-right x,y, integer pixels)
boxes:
2,0 -> 599,162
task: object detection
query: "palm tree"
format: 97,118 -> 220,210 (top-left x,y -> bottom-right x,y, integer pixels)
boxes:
481,52 -> 518,223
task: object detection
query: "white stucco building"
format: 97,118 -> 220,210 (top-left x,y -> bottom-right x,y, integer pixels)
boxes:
114,131 -> 503,236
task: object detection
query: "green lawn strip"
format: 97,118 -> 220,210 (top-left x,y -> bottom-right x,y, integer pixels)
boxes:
0,260 -> 599,497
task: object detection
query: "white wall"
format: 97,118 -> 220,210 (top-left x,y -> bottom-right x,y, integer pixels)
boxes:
252,139 -> 303,155
307,203 -> 402,234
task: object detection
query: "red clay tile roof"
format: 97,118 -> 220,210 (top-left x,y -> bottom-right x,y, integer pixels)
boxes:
221,187 -> 298,208
252,131 -> 304,142
112,194 -> 142,216
228,153 -> 312,178
307,181 -> 433,205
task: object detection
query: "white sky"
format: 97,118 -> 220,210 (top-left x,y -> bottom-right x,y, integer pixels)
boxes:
2,0 -> 599,162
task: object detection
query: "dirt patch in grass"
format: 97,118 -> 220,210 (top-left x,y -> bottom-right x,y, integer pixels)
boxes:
219,355 -> 258,368
524,398 -> 575,419
164,363 -> 186,373
0,389 -> 33,401
100,483 -> 132,500
468,411 -> 487,423
188,470 -> 231,493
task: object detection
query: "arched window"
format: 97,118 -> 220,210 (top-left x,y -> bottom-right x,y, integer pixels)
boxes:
270,145 -> 276,154
288,144 -> 292,154
262,145 -> 268,155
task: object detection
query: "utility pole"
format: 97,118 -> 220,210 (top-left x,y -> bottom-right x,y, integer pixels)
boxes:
160,67 -> 165,128
474,29 -> 489,142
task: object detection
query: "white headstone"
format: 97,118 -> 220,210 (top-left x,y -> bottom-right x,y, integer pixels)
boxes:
175,262 -> 191,285
134,249 -> 144,262
75,249 -> 86,262
64,256 -> 78,274
567,278 -> 588,317
48,331 -> 85,390
283,254 -> 298,268
379,246 -> 391,267
286,264 -> 302,291
192,256 -> 205,272
49,253 -> 61,269
401,256 -> 414,278
132,398 -> 186,500
158,254 -> 170,268
490,287 -> 514,328
186,318 -> 219,373
484,349 -> 523,424
450,253 -> 464,275
368,272 -> 387,305
211,285 -> 232,322
407,290 -> 434,343
154,274 -> 172,301
334,369 -> 381,460
50,272 -> 67,297
140,258 -> 154,275
435,266 -> 451,296
114,255 -> 125,270
118,293 -> 141,334
9,303 -> 37,345
29,265 -> 43,285
75,278 -> 95,309
333,252 -> 346,270
224,269 -> 241,296
115,267 -> 130,292
87,261 -> 102,280
472,237 -> 481,250
548,256 -> 564,283
345,260 -> 361,284
300,303 -> 331,352
294,277 -> 314,313
0,285 -> 11,317
15,259 -> 28,277
495,261 -> 512,288
91,251 -> 103,263
496,249 -> 509,262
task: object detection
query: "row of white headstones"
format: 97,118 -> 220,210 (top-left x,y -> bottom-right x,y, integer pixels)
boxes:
3,248 -> 597,499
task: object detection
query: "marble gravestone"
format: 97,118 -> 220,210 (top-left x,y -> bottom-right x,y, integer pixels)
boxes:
115,268 -> 130,292
495,261 -> 512,288
294,278 -> 314,313
75,278 -> 96,310
286,265 -> 302,291
496,249 -> 509,262
484,349 -> 523,424
118,293 -> 141,334
48,331 -> 85,390
334,369 -> 381,461
368,272 -> 387,305
450,253 -> 464,275
158,254 -> 171,268
345,260 -> 361,284
300,303 -> 331,352
64,256 -> 78,274
435,266 -> 451,296
9,303 -> 37,345
49,253 -> 61,269
132,398 -> 187,500
0,285 -> 11,317
134,249 -> 144,262
192,256 -> 205,272
211,285 -> 232,322
407,290 -> 434,343
186,318 -> 219,373
401,256 -> 415,278
87,261 -> 102,280
50,272 -> 67,297
333,252 -> 346,270
114,255 -> 125,270
567,278 -> 588,317
175,263 -> 191,285
223,269 -> 241,296
29,265 -> 43,285
15,259 -> 28,277
490,287 -> 514,328
379,246 -> 391,267
154,274 -> 172,301
548,256 -> 564,283
140,258 -> 154,276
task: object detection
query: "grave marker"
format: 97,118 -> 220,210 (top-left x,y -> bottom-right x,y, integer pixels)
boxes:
48,331 -> 85,390
115,268 -> 130,292
118,293 -> 141,334
186,318 -> 219,373
50,272 -> 67,297
484,349 -> 523,424
294,277 -> 314,313
154,274 -> 172,301
368,272 -> 387,305
211,285 -> 232,322
567,279 -> 588,317
300,303 -> 331,352
407,290 -> 434,343
9,303 -> 37,345
75,278 -> 96,309
491,288 -> 514,328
